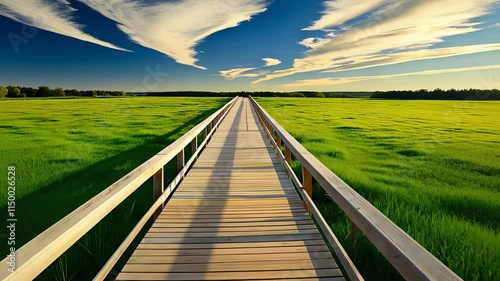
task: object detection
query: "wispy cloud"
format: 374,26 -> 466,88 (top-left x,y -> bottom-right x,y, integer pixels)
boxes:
255,0 -> 499,84
304,0 -> 387,30
219,57 -> 280,79
220,68 -> 259,80
0,0 -> 128,51
79,0 -> 267,70
281,64 -> 500,88
262,58 -> 282,67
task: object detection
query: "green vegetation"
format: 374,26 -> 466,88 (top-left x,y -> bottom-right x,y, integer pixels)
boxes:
0,97 -> 228,280
257,98 -> 500,281
0,85 -> 126,98
0,86 -> 7,98
372,88 -> 500,100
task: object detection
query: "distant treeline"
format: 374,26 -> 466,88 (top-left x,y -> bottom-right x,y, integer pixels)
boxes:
3,86 -> 497,100
0,85 -> 126,98
133,91 -> 366,98
371,89 -> 500,100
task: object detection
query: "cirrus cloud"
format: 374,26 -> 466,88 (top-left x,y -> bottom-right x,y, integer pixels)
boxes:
281,64 -> 500,88
0,0 -> 128,52
79,0 -> 268,70
255,0 -> 500,84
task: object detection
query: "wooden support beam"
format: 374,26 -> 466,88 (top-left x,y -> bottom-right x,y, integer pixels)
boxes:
276,135 -> 282,148
208,123 -> 213,135
177,149 -> 185,173
350,220 -> 362,246
153,167 -> 164,219
191,136 -> 198,157
285,145 -> 292,165
302,167 -> 313,213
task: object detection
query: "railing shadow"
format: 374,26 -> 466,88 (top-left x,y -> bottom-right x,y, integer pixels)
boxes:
163,99 -> 245,279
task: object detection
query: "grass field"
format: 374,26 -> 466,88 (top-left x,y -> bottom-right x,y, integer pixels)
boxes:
257,98 -> 500,281
0,97 -> 228,280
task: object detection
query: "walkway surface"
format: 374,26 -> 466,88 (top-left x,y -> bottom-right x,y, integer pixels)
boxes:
117,98 -> 345,281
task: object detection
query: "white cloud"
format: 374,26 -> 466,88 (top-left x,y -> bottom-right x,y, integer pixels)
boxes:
79,0 -> 267,70
220,68 -> 257,80
219,67 -> 269,80
304,0 -> 387,30
0,0 -> 128,51
262,58 -> 282,67
255,0 -> 499,84
220,57 -> 280,79
281,64 -> 500,88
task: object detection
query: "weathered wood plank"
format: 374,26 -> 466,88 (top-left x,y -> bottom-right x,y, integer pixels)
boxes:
117,269 -> 342,281
122,259 -> 337,272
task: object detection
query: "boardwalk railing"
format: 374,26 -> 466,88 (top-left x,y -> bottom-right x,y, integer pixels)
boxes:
0,97 -> 239,281
249,96 -> 463,281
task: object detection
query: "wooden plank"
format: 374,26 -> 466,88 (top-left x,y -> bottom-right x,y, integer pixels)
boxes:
122,259 -> 337,272
150,221 -> 316,228
152,216 -> 311,224
144,229 -> 319,238
147,226 -> 317,234
141,233 -> 323,244
156,213 -> 311,220
159,209 -> 308,215
136,240 -> 328,250
132,245 -> 330,256
127,252 -> 335,264
117,269 -> 342,280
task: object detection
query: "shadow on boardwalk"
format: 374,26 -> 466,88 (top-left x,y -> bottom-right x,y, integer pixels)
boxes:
0,107 -> 221,281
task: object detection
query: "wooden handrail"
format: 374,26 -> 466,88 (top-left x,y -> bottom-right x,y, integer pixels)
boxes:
254,107 -> 363,281
0,97 -> 238,281
249,97 -> 462,281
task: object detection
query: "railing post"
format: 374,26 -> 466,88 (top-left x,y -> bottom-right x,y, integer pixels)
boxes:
276,135 -> 282,148
302,167 -> 313,213
285,145 -> 292,165
153,167 -> 164,219
177,149 -> 185,173
202,127 -> 208,140
191,136 -> 198,156
350,221 -> 362,246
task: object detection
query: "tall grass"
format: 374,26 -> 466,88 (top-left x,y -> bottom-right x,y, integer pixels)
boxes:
0,97 -> 228,280
258,98 -> 500,281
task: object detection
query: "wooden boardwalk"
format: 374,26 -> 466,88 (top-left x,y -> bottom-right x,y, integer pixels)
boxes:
1,97 -> 461,281
117,98 -> 344,280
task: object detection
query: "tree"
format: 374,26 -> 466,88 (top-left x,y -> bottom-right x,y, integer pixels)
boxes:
7,86 -> 21,97
0,86 -> 7,98
37,86 -> 52,97
21,87 -> 37,97
54,87 -> 65,97
66,89 -> 80,96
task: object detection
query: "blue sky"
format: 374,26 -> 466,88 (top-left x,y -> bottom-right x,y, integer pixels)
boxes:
0,0 -> 499,92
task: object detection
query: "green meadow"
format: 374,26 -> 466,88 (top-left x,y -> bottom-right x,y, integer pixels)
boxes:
257,98 -> 500,281
0,97 -> 228,280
